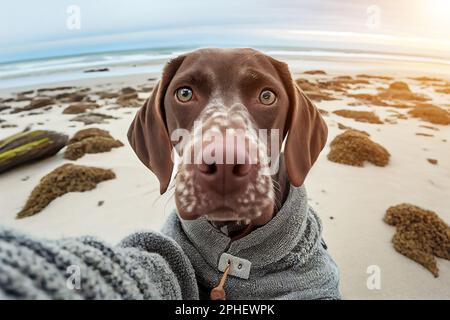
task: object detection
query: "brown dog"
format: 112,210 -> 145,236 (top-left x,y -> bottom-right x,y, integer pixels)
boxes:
128,48 -> 327,239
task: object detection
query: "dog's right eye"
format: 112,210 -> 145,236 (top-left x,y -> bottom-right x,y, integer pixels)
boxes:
259,89 -> 276,105
175,87 -> 193,102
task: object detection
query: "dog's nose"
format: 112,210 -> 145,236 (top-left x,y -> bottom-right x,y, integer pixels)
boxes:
196,139 -> 254,193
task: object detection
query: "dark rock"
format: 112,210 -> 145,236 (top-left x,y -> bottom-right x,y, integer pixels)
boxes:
0,130 -> 68,174
84,68 -> 109,73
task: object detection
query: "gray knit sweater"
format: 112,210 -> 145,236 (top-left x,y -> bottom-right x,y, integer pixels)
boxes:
163,184 -> 341,300
0,228 -> 198,300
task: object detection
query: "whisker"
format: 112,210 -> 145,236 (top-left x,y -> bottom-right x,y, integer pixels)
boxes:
163,192 -> 175,215
271,179 -> 283,210
151,174 -> 177,209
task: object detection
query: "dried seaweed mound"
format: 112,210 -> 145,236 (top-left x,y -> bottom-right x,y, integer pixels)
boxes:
70,112 -> 117,125
408,103 -> 450,125
378,81 -> 429,101
327,130 -> 390,167
384,203 -> 450,277
64,128 -> 123,160
68,128 -> 113,144
17,163 -> 115,218
295,79 -> 335,102
62,102 -> 99,114
303,70 -> 326,75
333,110 -> 383,124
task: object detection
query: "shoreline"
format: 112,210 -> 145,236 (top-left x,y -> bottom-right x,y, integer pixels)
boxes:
2,49 -> 450,91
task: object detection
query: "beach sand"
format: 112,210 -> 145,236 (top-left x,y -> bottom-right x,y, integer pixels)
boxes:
0,57 -> 449,299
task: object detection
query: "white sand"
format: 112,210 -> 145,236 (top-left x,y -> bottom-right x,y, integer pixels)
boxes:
0,59 -> 449,299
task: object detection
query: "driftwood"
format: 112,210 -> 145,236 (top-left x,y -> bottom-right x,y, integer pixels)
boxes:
0,130 -> 68,173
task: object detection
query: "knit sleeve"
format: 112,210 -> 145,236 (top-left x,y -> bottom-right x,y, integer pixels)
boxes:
0,226 -> 197,300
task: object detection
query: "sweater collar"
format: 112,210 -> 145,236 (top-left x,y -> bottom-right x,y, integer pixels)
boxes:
179,184 -> 321,268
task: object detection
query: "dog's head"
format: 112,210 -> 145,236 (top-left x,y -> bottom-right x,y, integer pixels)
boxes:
128,48 -> 327,227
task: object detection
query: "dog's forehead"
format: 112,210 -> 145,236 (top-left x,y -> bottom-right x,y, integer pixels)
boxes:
178,48 -> 278,79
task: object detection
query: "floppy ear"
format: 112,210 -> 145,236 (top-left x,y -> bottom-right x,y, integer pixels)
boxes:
127,55 -> 185,194
284,84 -> 328,186
269,58 -> 328,187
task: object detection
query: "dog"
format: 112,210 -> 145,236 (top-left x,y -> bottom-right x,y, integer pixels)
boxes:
128,48 -> 340,299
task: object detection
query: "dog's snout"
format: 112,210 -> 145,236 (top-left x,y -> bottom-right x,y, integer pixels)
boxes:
196,139 -> 254,193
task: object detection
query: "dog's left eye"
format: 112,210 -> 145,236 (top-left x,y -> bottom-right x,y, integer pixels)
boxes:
175,87 -> 193,102
259,89 -> 276,105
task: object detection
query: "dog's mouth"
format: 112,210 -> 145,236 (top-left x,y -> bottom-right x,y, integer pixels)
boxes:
204,206 -> 250,223
175,192 -> 275,225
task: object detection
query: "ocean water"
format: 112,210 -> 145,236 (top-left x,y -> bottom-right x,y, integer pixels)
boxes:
2,43 -> 450,90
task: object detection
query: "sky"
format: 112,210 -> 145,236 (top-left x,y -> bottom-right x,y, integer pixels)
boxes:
1,0 -> 449,63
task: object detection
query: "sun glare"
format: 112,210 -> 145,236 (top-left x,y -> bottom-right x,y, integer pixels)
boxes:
426,0 -> 450,22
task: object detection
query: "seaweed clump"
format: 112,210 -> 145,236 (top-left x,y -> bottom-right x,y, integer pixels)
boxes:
333,110 -> 383,124
384,204 -> 450,277
378,81 -> 429,101
408,103 -> 450,125
17,163 -> 115,218
327,130 -> 390,166
64,128 -> 123,160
